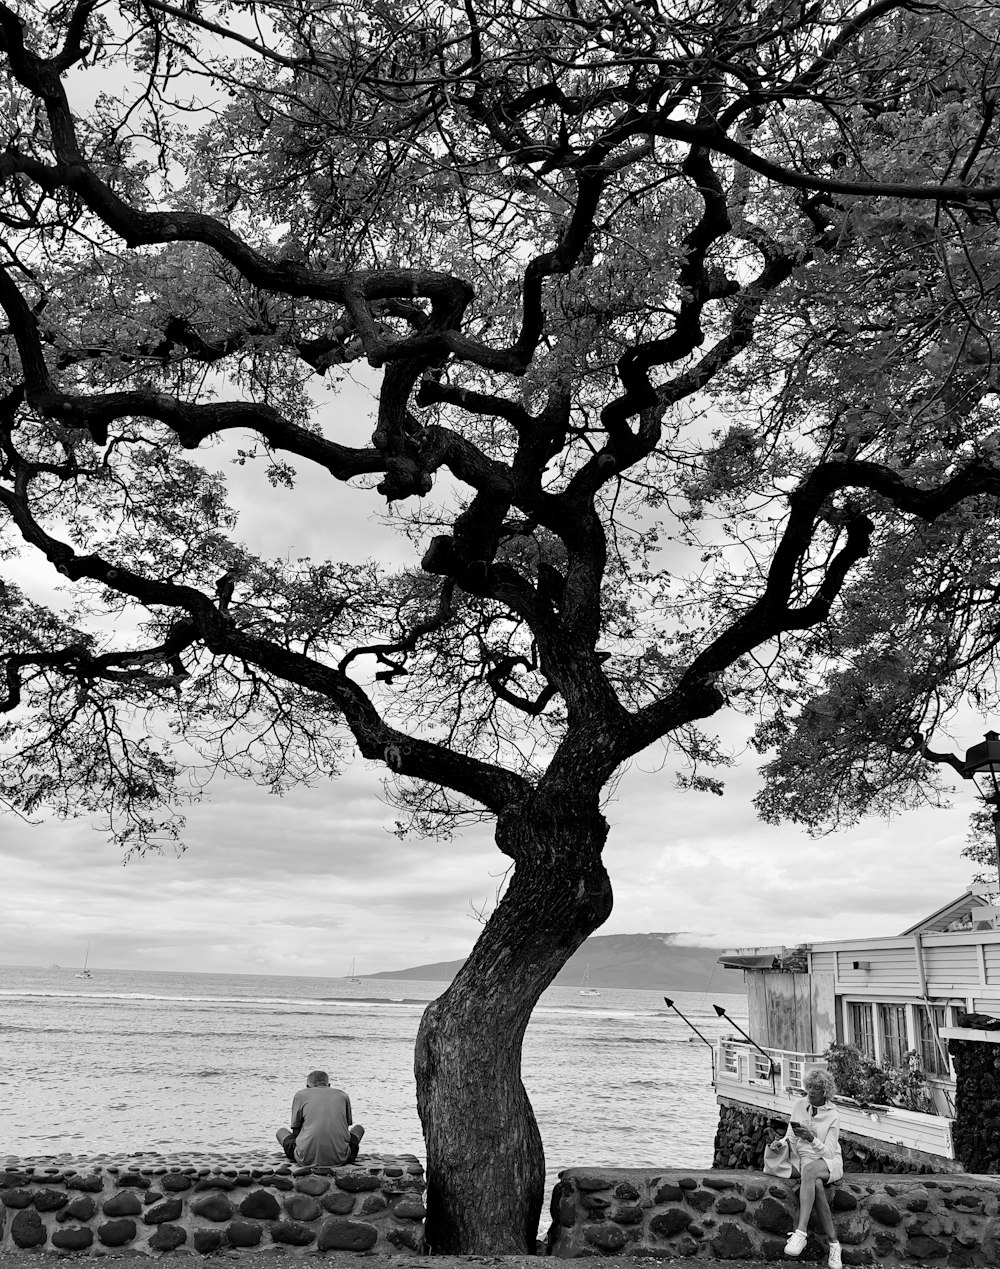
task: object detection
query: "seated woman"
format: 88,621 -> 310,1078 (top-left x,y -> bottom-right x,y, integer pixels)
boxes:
771,1068 -> 843,1269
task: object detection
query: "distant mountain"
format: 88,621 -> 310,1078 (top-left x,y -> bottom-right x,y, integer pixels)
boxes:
367,932 -> 746,994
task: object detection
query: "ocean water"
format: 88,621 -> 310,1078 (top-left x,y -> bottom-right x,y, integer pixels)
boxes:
0,965 -> 746,1202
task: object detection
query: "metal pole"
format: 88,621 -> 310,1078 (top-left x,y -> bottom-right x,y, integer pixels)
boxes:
993,806 -> 1000,898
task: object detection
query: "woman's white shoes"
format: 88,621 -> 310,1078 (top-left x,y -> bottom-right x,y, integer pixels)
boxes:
828,1242 -> 842,1269
784,1230 -> 808,1256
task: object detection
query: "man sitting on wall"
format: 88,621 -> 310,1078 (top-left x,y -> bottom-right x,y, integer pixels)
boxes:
276,1069 -> 365,1166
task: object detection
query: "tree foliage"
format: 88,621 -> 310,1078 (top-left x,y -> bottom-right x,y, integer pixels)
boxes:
5,0 -> 1000,1251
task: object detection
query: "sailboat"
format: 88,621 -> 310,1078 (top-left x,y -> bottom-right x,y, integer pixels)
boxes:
75,943 -> 94,980
347,958 -> 361,983
579,962 -> 600,996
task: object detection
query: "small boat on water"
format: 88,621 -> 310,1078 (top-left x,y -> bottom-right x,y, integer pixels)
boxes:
347,958 -> 361,983
75,943 -> 93,980
579,963 -> 600,996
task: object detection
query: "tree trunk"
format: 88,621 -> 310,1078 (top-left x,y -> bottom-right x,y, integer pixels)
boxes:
414,796 -> 612,1254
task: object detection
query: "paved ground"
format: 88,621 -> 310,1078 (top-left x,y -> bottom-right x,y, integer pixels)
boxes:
0,1255 -> 889,1268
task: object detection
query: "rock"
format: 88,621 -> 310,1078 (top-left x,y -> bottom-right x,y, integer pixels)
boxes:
226,1219 -> 263,1247
744,1184 -> 766,1201
67,1172 -> 104,1192
334,1169 -> 381,1192
387,1225 -> 423,1252
716,1195 -> 747,1214
650,1208 -> 692,1237
33,1188 -> 69,1212
581,1192 -> 611,1210
710,1220 -> 755,1259
116,1172 -> 151,1188
905,1234 -> 949,1258
360,1193 -> 387,1215
52,1225 -> 94,1250
195,1175 -> 234,1191
611,1204 -> 644,1224
59,1195 -> 98,1221
103,1191 -> 143,1217
906,1189 -> 930,1212
11,1208 -> 46,1248
239,1188 -> 281,1219
574,1174 -> 613,1191
161,1171 -> 194,1191
1,1189 -> 33,1209
282,1192 -> 321,1221
317,1216 -> 379,1251
321,1191 -> 357,1215
149,1223 -> 187,1251
191,1193 -> 234,1221
143,1197 -> 184,1223
583,1221 -> 628,1251
686,1188 -> 716,1211
270,1219 -> 316,1245
393,1195 -> 426,1220
842,1248 -> 876,1265
831,1188 -> 859,1211
193,1228 -> 224,1253
294,1175 -> 330,1196
867,1199 -> 902,1226
98,1218 -> 137,1247
702,1176 -> 736,1190
654,1182 -> 684,1204
755,1196 -> 793,1235
615,1181 -> 640,1200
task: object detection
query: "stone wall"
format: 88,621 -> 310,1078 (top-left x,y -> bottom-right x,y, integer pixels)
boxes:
949,1034 -> 1000,1174
547,1167 -> 1000,1263
0,1150 -> 425,1255
714,1099 -> 961,1175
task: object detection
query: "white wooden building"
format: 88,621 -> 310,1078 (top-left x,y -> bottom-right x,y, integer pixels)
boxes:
714,886 -> 1000,1166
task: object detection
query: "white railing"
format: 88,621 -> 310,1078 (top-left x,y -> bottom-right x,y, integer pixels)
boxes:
717,1039 -> 828,1092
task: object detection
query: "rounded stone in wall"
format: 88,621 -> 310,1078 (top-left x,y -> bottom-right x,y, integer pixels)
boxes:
193,1229 -> 224,1254
393,1196 -> 426,1221
835,1212 -> 872,1245
649,1208 -> 692,1238
98,1218 -> 137,1247
831,1189 -> 859,1212
1,1189 -> 34,1209
583,1222 -> 628,1251
116,1172 -> 150,1189
191,1193 -> 234,1222
283,1193 -> 322,1221
867,1200 -> 902,1226
317,1216 -> 379,1251
321,1191 -> 356,1215
68,1173 -> 104,1192
11,1208 -> 47,1249
294,1175 -> 330,1197
52,1225 -> 95,1250
270,1219 -> 316,1245
754,1196 -> 793,1235
359,1193 -> 386,1215
654,1183 -> 684,1204
161,1172 -> 194,1192
195,1176 -> 234,1192
149,1223 -> 187,1251
227,1219 -> 264,1247
103,1191 -> 143,1217
387,1225 -> 423,1252
58,1195 -> 98,1222
611,1204 -> 644,1225
716,1196 -> 747,1214
32,1188 -> 69,1212
705,1223 -> 756,1263
334,1170 -> 381,1192
143,1197 -> 183,1224
239,1188 -> 281,1219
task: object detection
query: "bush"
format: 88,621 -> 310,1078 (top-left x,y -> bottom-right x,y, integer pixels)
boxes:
824,1043 -> 934,1114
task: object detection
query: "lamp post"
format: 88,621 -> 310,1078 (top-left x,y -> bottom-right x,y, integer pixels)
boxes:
962,729 -> 1000,892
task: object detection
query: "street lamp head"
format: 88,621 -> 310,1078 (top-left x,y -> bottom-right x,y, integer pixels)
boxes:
963,730 -> 1000,804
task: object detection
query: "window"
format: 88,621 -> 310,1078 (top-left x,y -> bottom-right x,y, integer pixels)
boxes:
878,1004 -> 909,1067
916,1006 -> 950,1076
848,1002 -> 875,1058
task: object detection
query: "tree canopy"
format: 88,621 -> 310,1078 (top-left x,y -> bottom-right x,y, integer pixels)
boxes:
5,0 -> 1000,1252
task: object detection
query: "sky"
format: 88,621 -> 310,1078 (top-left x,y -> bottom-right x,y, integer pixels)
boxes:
1,363 -> 989,981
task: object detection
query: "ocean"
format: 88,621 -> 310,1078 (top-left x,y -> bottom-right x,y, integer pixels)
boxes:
0,965 -> 746,1204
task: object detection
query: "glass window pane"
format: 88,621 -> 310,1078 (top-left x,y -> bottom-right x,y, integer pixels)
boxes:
916,1006 -> 949,1076
878,1004 -> 908,1067
849,1002 -> 875,1058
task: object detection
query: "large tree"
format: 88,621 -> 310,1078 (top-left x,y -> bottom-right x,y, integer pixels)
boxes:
5,0 -> 1000,1251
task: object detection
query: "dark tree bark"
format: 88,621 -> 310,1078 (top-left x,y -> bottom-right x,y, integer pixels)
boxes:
415,792 -> 612,1253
